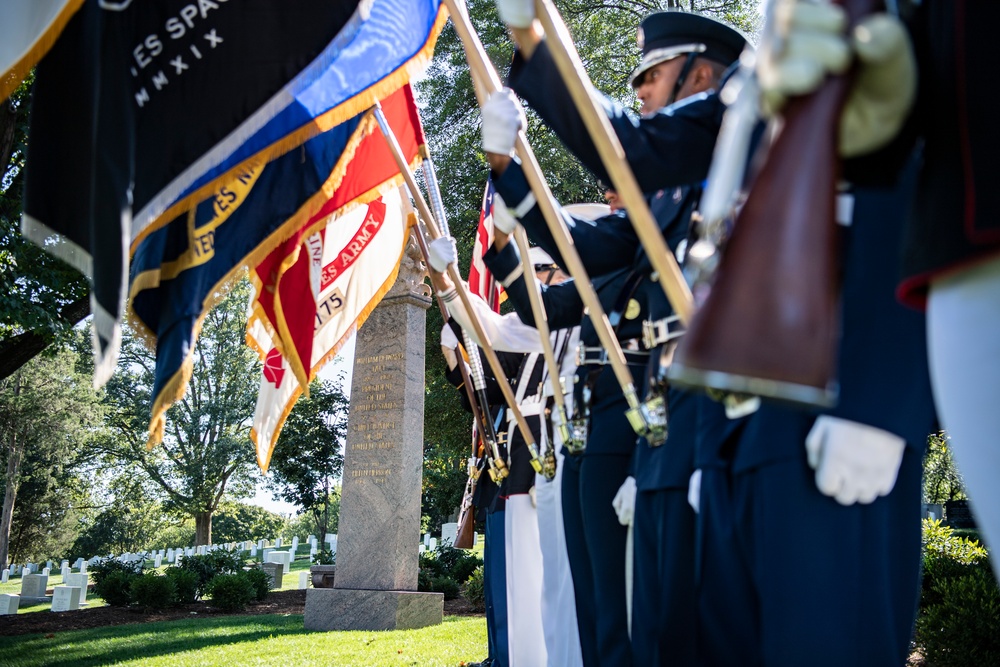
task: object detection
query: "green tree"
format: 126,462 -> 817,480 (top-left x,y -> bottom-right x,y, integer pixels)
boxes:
211,501 -> 289,545
0,75 -> 91,382
0,344 -> 101,567
96,279 -> 260,546
924,431 -> 967,505
265,375 -> 348,547
67,478 -> 169,558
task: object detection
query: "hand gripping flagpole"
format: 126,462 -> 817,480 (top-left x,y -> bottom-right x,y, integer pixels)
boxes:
423,157 -> 563,480
372,102 -> 544,477
443,0 -> 655,439
530,0 -> 694,326
406,193 -> 505,481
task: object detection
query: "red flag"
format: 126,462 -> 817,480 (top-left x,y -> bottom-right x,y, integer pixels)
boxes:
250,84 -> 425,392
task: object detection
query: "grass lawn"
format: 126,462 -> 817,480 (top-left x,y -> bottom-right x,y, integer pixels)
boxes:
0,614 -> 487,667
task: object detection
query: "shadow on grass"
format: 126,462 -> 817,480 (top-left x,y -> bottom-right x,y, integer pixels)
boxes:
0,614 -> 308,667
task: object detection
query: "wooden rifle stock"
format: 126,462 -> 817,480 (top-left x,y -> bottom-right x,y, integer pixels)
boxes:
454,474 -> 476,549
670,0 -> 876,408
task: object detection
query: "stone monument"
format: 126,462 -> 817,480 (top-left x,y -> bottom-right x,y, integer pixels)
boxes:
305,231 -> 442,631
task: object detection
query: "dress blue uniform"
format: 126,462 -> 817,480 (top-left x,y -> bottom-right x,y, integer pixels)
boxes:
484,241 -> 648,667
499,12 -> 747,664
696,157 -> 937,667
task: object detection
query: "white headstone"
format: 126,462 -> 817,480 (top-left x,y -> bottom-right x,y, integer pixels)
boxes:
0,594 -> 17,615
74,558 -> 83,570
428,537 -> 438,551
25,563 -> 35,575
60,560 -> 69,569
20,573 -> 48,599
65,573 -> 89,602
79,561 -> 87,574
440,522 -> 458,547
258,539 -> 266,550
41,567 -> 50,577
51,586 -> 81,612
291,537 -> 299,553
266,551 -> 293,575
46,561 -> 53,570
418,544 -> 425,554
329,535 -> 338,553
297,571 -> 309,590
274,537 -> 283,548
423,533 -> 431,547
474,532 -> 480,547
1,569 -> 8,583
154,555 -> 162,568
250,545 -> 258,557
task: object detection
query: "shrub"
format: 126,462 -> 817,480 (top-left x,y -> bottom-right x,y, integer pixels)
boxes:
463,566 -> 485,612
206,573 -> 255,612
90,556 -> 143,586
417,568 -> 434,593
165,567 -> 199,604
176,549 -> 246,598
916,566 -> 1000,667
244,567 -> 271,602
418,544 -> 482,585
129,573 -> 176,611
315,548 -> 336,566
430,575 -> 461,600
95,570 -> 137,607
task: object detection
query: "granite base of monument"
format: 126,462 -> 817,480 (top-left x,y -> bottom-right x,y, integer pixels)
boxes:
304,589 -> 442,631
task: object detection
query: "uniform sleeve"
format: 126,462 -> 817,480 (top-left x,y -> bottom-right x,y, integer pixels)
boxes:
492,159 -> 639,277
440,283 -> 545,355
485,242 -> 584,330
508,40 -> 722,191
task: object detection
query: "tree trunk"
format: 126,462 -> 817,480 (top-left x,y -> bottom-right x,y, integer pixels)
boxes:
0,374 -> 23,569
195,511 -> 212,546
0,97 -> 18,179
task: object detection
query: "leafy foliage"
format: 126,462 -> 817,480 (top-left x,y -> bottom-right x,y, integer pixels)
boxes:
94,280 -> 261,545
265,375 -> 347,545
175,549 -> 247,599
211,502 -> 288,545
129,572 -> 177,611
916,517 -> 1000,665
206,573 -> 255,612
95,570 -> 139,607
0,343 -> 101,566
90,556 -> 145,585
165,567 -> 199,604
243,567 -> 271,602
463,565 -> 486,611
923,432 -> 967,505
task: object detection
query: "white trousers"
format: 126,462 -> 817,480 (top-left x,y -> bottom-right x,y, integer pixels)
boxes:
535,449 -> 583,667
928,252 -> 1000,581
505,494 -> 547,667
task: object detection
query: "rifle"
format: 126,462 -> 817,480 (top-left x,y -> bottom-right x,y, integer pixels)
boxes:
670,0 -> 877,408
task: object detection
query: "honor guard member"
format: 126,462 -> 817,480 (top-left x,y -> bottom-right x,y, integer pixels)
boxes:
486,7 -> 747,664
440,323 -> 523,667
428,234 -> 584,667
772,0 -> 1000,581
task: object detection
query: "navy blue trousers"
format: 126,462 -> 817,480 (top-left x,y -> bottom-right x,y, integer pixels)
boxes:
632,487 -> 697,666
697,442 -> 924,667
561,452 -> 600,667
484,509 -> 509,667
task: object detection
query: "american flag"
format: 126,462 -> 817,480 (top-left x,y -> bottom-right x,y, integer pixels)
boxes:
468,178 -> 504,312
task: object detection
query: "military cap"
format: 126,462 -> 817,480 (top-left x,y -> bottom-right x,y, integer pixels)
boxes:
630,11 -> 747,87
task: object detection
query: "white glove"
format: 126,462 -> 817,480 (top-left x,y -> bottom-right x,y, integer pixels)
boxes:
427,236 -> 458,273
687,469 -> 703,514
758,1 -> 916,157
805,415 -> 906,506
495,0 -> 534,29
612,476 -> 637,527
492,194 -> 517,234
440,323 -> 459,349
481,89 -> 525,157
